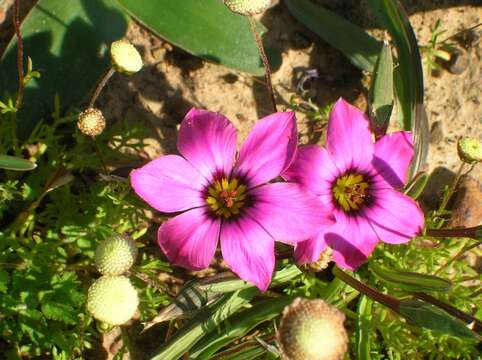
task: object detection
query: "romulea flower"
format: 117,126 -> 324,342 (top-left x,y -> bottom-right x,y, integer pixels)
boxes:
130,109 -> 333,290
283,98 -> 424,270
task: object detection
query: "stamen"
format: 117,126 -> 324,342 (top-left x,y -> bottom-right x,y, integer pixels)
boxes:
206,178 -> 247,218
332,173 -> 369,212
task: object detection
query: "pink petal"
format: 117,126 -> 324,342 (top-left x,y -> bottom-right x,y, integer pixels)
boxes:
282,145 -> 339,196
294,229 -> 329,265
325,210 -> 379,270
130,155 -> 205,213
235,112 -> 297,186
220,217 -> 275,291
327,98 -> 374,172
158,208 -> 220,270
372,131 -> 414,189
177,108 -> 237,180
364,189 -> 424,244
247,183 -> 335,245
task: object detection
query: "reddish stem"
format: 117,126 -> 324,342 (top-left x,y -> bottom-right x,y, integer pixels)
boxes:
13,0 -> 24,109
332,266 -> 401,313
426,225 -> 481,240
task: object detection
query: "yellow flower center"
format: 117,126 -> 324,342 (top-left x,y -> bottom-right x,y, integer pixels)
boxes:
332,173 -> 369,212
206,178 -> 247,219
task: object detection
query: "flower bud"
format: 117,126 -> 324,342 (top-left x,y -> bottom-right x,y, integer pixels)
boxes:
77,108 -> 106,137
277,298 -> 348,360
304,248 -> 333,273
457,137 -> 482,164
224,0 -> 271,16
95,233 -> 138,275
87,276 -> 139,326
110,40 -> 143,75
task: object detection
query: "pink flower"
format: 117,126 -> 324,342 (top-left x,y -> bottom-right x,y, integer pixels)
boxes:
131,109 -> 333,290
283,98 -> 424,270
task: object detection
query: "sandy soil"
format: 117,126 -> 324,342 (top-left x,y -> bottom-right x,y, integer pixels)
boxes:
1,0 -> 481,197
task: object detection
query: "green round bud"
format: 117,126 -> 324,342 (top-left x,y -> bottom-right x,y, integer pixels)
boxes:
110,40 -> 143,75
224,0 -> 271,16
77,108 -> 106,137
457,137 -> 482,164
95,233 -> 138,275
87,276 -> 139,326
278,298 -> 348,360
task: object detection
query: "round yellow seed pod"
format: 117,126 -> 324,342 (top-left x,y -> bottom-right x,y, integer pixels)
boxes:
277,298 -> 348,360
87,276 -> 139,326
77,108 -> 106,137
224,0 -> 271,15
95,233 -> 138,275
457,137 -> 482,164
110,40 -> 143,75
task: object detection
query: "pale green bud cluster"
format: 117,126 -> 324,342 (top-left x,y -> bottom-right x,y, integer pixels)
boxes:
457,137 -> 482,164
110,40 -> 143,75
94,233 -> 138,275
87,276 -> 139,325
224,0 -> 271,16
277,298 -> 348,360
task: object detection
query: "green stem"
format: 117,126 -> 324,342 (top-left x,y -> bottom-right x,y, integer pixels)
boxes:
437,162 -> 465,213
434,241 -> 480,275
92,137 -> 108,174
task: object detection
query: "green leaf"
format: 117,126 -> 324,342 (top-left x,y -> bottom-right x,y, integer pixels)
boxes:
356,296 -> 373,360
370,262 -> 451,292
0,270 -> 9,293
285,0 -> 382,72
201,264 -> 302,293
115,0 -> 268,75
0,155 -> 37,171
367,0 -> 428,175
150,288 -> 258,360
0,0 -> 128,138
41,301 -> 77,325
213,344 -> 268,360
191,296 -> 293,359
403,171 -> 429,200
399,299 -> 478,340
369,42 -> 393,136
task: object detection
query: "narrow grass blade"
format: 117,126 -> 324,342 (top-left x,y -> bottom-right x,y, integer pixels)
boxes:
356,296 -> 373,360
201,264 -> 302,294
191,296 -> 292,359
369,41 -> 393,137
285,0 -> 382,72
150,288 -> 258,360
403,171 -> 429,200
367,0 -> 428,175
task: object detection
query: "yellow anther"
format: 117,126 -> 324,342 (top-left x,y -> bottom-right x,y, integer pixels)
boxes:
206,178 -> 247,218
333,173 -> 369,212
